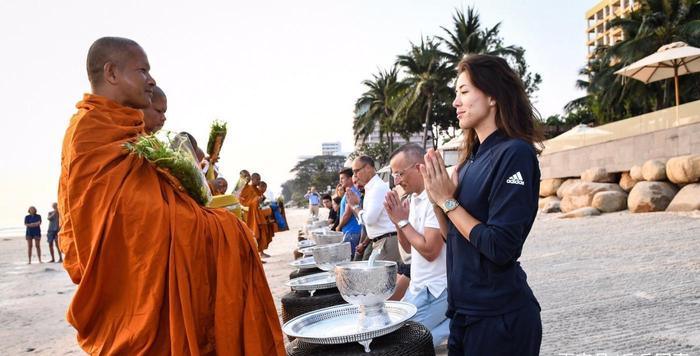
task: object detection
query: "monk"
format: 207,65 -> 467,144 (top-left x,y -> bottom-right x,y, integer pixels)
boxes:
234,169 -> 251,197
258,181 -> 275,256
58,37 -> 283,355
142,86 -> 167,133
239,173 -> 271,258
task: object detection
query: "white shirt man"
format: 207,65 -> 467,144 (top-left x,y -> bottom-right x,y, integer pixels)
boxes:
347,156 -> 401,264
384,144 -> 449,347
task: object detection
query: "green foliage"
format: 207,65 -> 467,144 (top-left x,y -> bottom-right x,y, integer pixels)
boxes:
125,134 -> 211,205
352,6 -> 541,149
206,120 -> 227,156
348,142 -> 398,168
281,155 -> 347,206
569,0 -> 700,123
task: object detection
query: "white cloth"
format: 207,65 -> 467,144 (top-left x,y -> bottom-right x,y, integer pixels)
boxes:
407,189 -> 446,298
357,175 -> 395,239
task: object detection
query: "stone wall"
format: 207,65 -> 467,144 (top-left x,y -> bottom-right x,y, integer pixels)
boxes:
540,122 -> 700,179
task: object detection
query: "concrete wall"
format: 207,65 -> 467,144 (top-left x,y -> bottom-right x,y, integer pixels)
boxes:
539,122 -> 700,179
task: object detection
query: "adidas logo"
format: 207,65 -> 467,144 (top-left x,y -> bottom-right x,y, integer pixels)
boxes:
506,172 -> 525,185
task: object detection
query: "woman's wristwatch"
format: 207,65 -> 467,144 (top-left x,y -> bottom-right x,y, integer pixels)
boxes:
439,199 -> 460,213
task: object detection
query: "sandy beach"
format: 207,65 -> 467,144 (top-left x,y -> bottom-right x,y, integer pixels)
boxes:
1,207 -> 699,355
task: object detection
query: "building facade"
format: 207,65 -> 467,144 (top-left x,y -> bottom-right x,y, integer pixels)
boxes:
354,126 -> 430,150
586,0 -> 640,60
321,142 -> 342,156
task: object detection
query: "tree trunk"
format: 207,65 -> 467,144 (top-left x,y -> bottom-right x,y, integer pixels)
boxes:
421,95 -> 433,149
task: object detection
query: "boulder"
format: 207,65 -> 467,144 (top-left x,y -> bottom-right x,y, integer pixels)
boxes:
642,159 -> 667,181
539,178 -> 564,197
619,172 -> 638,192
581,167 -> 616,183
539,196 -> 559,209
666,183 -> 700,212
556,179 -> 581,199
559,182 -> 625,213
591,191 -> 628,213
539,196 -> 561,213
630,165 -> 644,181
666,155 -> 700,184
628,181 -> 678,213
559,207 -> 601,219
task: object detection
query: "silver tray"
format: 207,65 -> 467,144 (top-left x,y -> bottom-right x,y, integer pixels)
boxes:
298,240 -> 316,249
289,256 -> 316,269
298,246 -> 314,255
285,272 -> 336,296
283,301 -> 417,352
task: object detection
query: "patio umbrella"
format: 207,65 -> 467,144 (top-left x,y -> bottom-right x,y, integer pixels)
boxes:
615,41 -> 700,106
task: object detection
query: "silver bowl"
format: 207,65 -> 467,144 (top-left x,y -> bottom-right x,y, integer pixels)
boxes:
311,230 -> 344,245
312,242 -> 351,271
334,261 -> 398,331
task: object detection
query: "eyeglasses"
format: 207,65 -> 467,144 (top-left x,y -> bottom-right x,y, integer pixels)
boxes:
391,164 -> 417,180
352,164 -> 368,175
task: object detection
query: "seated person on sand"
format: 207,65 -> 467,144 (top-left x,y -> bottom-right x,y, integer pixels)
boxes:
57,36 -> 283,355
142,86 -> 167,134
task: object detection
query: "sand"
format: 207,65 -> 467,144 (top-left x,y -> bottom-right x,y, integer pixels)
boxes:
1,208 -> 699,354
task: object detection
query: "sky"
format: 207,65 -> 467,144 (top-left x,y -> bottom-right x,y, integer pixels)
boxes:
0,0 -> 592,228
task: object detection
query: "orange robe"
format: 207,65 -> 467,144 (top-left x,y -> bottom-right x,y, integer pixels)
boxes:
239,185 -> 272,252
58,94 -> 284,355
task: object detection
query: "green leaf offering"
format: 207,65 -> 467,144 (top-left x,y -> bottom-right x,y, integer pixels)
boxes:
206,120 -> 227,157
125,132 -> 213,205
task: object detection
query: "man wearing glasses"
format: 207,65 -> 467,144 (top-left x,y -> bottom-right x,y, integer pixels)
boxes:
346,156 -> 401,264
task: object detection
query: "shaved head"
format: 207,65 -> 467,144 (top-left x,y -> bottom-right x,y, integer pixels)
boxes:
86,37 -> 140,86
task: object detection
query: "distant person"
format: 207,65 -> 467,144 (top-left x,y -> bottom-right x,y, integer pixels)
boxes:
322,194 -> 336,227
304,186 -> 321,217
142,86 -> 167,134
421,54 -> 543,355
46,203 -> 62,263
24,206 -> 42,264
330,196 -> 341,230
335,168 -> 362,259
240,173 -> 270,259
346,156 -> 401,264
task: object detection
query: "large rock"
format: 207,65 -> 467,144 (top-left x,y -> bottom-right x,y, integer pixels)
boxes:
666,155 -> 700,184
539,196 -> 561,213
666,183 -> 700,212
591,191 -> 628,213
560,182 -> 625,213
581,167 -> 616,183
628,181 -> 678,213
559,207 -> 601,219
556,179 -> 581,199
630,165 -> 644,181
642,159 -> 667,181
619,171 -> 638,192
540,178 -> 564,197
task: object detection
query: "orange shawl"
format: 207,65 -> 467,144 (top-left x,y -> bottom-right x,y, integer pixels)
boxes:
58,94 -> 284,355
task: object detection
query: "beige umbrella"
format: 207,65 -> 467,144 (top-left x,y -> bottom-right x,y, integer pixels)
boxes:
615,41 -> 700,106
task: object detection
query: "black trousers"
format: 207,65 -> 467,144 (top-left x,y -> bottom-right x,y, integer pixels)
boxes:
447,302 -> 542,356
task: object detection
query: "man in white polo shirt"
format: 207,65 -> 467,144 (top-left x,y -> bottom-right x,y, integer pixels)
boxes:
383,144 -> 449,347
346,156 -> 401,264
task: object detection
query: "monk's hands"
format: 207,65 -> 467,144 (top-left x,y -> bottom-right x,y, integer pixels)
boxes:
419,149 -> 456,206
384,190 -> 409,225
345,188 -> 360,207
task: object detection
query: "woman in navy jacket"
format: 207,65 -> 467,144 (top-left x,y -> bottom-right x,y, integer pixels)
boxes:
421,54 -> 544,355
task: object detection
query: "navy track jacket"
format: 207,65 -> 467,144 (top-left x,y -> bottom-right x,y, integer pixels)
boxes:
447,130 -> 540,317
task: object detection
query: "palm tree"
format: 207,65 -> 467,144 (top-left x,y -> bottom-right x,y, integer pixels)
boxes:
395,37 -> 453,149
353,66 -> 406,149
437,7 -> 542,95
573,0 -> 700,123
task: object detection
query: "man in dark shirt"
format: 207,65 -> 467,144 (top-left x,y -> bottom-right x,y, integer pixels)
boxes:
24,206 -> 42,264
47,202 -> 63,263
322,194 -> 337,227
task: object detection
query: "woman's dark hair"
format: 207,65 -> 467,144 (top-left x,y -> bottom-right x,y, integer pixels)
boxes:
456,54 -> 544,165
